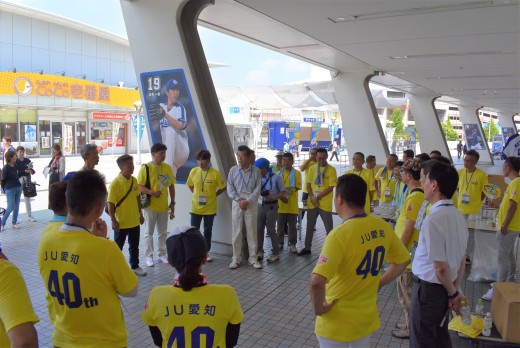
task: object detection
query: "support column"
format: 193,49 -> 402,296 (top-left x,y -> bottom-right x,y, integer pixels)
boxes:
409,95 -> 451,158
120,0 -> 234,255
332,71 -> 389,165
459,106 -> 493,164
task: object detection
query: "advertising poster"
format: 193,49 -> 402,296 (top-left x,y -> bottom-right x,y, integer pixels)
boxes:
286,122 -> 301,152
502,127 -> 516,143
140,69 -> 206,183
463,124 -> 486,150
310,122 -> 321,147
63,124 -> 73,155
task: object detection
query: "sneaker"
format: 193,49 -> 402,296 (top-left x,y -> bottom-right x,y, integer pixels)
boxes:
229,261 -> 240,269
12,224 -> 20,230
267,255 -> 279,263
28,216 -> 36,222
395,321 -> 407,330
391,327 -> 409,339
158,255 -> 169,264
289,245 -> 298,253
146,257 -> 154,267
133,267 -> 147,276
297,248 -> 311,256
249,260 -> 263,269
256,252 -> 264,261
206,256 -> 213,262
482,286 -> 494,301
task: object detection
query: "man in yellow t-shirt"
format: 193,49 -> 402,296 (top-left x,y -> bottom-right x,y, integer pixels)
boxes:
38,170 -> 138,348
457,150 -> 488,215
108,154 -> 146,276
187,150 -> 227,262
277,152 -> 302,253
392,159 -> 424,339
299,147 -> 317,218
375,154 -> 398,207
346,152 -> 372,214
366,155 -> 377,200
0,246 -> 39,348
138,143 -> 176,267
298,148 -> 337,255
310,174 -> 410,346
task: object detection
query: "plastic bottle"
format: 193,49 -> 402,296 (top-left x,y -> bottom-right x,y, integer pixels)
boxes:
460,300 -> 472,325
482,312 -> 492,336
475,298 -> 484,317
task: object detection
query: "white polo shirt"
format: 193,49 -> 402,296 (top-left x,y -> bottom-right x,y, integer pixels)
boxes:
412,199 -> 468,284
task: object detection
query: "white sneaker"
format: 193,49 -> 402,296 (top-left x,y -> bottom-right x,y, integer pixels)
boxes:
289,245 -> 298,253
12,224 -> 20,229
28,216 -> 36,222
267,255 -> 279,263
250,260 -> 263,269
146,257 -> 154,267
229,261 -> 240,269
158,255 -> 169,264
206,256 -> 213,262
482,285 -> 494,301
133,267 -> 147,276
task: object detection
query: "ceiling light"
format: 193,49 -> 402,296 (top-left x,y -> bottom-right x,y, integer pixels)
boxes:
390,50 -> 515,59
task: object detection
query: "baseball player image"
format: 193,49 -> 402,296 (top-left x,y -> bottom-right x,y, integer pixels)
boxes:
158,79 -> 190,175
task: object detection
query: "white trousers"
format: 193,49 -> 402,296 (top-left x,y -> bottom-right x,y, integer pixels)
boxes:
143,208 -> 169,258
317,334 -> 371,348
231,200 -> 258,264
160,126 -> 189,175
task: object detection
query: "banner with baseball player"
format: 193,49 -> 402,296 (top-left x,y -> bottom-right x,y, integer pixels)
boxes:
140,69 -> 206,183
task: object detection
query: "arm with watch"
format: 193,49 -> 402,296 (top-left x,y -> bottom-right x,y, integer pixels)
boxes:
434,258 -> 467,314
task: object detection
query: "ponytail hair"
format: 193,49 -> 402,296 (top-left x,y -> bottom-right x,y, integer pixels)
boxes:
505,156 -> 520,172
177,256 -> 205,291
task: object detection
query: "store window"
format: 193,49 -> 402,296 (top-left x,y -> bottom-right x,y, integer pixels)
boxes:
38,120 -> 52,156
90,122 -> 127,154
0,109 -> 18,144
19,109 -> 38,156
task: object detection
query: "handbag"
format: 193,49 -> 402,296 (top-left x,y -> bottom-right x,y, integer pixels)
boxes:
23,180 -> 39,198
139,164 -> 151,208
105,178 -> 135,214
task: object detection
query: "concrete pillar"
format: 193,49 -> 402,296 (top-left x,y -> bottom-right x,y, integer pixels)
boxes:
409,95 -> 450,158
120,0 -> 235,255
332,71 -> 389,166
459,106 -> 493,164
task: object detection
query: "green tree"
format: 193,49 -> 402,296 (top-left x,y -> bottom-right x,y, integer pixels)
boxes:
388,108 -> 406,140
441,117 -> 459,141
482,117 -> 499,142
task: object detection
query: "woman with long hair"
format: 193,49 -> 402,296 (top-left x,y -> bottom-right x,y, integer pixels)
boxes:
46,144 -> 65,184
142,226 -> 243,347
1,151 -> 22,231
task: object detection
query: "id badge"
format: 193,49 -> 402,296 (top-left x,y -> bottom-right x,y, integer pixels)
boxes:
158,174 -> 168,190
462,193 -> 470,204
198,194 -> 207,206
384,187 -> 391,198
315,190 -> 322,198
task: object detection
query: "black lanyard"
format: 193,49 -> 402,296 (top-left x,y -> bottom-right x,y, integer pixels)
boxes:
239,168 -> 253,191
342,213 -> 367,224
63,222 -> 91,234
200,168 -> 210,193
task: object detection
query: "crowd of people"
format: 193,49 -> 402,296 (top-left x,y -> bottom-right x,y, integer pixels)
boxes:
0,138 -> 519,348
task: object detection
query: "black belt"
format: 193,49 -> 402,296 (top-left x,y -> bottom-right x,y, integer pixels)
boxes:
412,274 -> 443,287
263,201 -> 278,204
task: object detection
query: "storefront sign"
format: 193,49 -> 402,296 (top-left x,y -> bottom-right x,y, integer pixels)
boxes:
92,112 -> 131,121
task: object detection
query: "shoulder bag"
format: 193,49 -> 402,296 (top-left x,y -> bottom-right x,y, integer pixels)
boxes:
139,164 -> 151,208
105,177 -> 135,214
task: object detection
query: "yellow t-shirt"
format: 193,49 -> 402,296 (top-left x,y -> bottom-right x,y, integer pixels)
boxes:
0,260 -> 39,348
498,177 -> 520,232
108,174 -> 140,229
457,168 -> 488,214
375,167 -> 397,203
278,168 -> 302,214
346,168 -> 372,214
306,164 -> 337,212
313,215 -> 410,342
142,284 -> 243,348
300,160 -> 317,194
394,189 -> 424,269
37,225 -> 139,348
187,167 -> 226,215
137,162 -> 176,212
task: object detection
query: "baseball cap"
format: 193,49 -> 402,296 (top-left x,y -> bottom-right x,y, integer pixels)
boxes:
166,79 -> 180,91
166,226 -> 207,272
254,158 -> 270,170
275,151 -> 284,157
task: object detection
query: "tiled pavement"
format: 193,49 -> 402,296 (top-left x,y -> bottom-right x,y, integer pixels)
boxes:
1,206 -> 500,348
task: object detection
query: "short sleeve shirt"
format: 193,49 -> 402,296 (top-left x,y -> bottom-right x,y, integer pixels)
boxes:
278,168 -> 302,214
498,177 -> 520,232
187,167 -> 226,215
346,168 -> 372,214
457,168 -> 488,214
375,167 -> 397,203
305,164 -> 337,212
108,174 -> 140,229
137,162 -> 176,212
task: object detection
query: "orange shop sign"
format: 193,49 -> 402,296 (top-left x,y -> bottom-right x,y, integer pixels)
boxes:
92,112 -> 131,121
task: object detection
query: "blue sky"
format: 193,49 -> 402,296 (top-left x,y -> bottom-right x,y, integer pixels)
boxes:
5,0 -> 328,87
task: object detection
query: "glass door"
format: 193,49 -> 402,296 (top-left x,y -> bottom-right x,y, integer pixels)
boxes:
39,120 -> 51,156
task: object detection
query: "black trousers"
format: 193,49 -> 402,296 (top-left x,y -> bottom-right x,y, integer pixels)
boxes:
114,225 -> 141,269
409,278 -> 452,348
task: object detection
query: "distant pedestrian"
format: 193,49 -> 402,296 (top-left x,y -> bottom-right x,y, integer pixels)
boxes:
45,144 -> 65,185
1,150 -> 22,231
457,141 -> 463,159
15,146 -> 36,222
1,136 -> 15,167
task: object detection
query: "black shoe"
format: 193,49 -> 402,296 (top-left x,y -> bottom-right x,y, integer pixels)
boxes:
297,249 -> 311,256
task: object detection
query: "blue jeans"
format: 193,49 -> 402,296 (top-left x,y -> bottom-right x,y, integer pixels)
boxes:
3,186 -> 22,226
190,213 -> 215,251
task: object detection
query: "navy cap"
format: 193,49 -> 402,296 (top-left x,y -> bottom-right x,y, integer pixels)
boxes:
166,226 -> 207,271
166,79 -> 180,91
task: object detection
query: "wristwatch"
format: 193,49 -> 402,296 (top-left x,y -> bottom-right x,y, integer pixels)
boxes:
448,290 -> 459,299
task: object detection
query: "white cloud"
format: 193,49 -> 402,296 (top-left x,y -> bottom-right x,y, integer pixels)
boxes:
260,58 -> 280,70
309,66 -> 332,82
245,69 -> 272,86
283,57 -> 308,73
